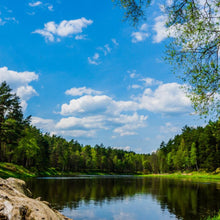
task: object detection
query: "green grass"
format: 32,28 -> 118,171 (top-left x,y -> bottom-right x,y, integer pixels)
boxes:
1,162 -> 220,183
0,162 -> 35,178
138,171 -> 220,183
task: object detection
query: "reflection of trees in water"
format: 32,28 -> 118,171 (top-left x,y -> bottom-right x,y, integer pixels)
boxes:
26,177 -> 220,220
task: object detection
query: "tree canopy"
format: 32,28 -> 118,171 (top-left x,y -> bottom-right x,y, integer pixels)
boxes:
113,0 -> 220,117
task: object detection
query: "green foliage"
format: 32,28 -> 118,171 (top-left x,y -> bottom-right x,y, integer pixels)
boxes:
0,81 -> 28,163
114,0 -> 220,117
112,0 -> 151,25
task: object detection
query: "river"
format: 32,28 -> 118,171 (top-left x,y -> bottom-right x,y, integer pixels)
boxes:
26,176 -> 220,220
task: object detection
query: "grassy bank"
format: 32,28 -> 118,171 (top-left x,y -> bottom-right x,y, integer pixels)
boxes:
0,162 -> 35,178
0,162 -> 126,178
139,172 -> 220,182
1,162 -> 220,183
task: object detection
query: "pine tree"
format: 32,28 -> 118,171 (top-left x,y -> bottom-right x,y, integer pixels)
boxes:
0,81 -> 26,162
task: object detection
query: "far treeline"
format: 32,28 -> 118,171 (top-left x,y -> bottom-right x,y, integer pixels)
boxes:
0,81 -> 219,174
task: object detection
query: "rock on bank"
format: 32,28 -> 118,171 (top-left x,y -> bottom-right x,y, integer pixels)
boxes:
0,178 -> 71,220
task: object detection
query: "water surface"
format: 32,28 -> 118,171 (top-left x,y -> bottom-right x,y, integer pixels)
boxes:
26,176 -> 220,220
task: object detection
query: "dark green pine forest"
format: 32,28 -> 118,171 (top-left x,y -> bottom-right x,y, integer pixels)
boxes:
0,81 -> 219,174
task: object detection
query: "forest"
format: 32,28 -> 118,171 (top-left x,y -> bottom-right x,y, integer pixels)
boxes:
0,81 -> 219,174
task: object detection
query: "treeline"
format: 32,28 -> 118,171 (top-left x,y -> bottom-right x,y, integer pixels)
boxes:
153,122 -> 220,173
0,81 -> 219,174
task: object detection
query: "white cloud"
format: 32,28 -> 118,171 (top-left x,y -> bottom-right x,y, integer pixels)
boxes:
61,95 -> 112,115
31,117 -> 55,131
16,85 -> 38,104
58,129 -> 96,138
31,116 -> 96,138
59,90 -> 145,137
153,15 -> 178,43
138,82 -> 191,113
88,53 -> 100,65
131,32 -> 149,43
113,113 -> 147,136
60,95 -> 138,116
33,18 -> 93,42
65,87 -> 102,96
0,67 -> 38,110
29,1 -> 42,7
56,115 -> 106,130
131,23 -> 149,43
0,67 -> 38,86
32,79 -> 192,140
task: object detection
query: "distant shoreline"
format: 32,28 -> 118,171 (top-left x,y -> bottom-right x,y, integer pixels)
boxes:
1,162 -> 220,184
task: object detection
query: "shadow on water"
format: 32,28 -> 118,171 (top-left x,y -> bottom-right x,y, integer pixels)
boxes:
26,176 -> 220,220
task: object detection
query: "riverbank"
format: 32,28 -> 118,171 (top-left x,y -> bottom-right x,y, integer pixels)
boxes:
1,162 -> 220,184
0,162 -> 124,178
138,172 -> 220,182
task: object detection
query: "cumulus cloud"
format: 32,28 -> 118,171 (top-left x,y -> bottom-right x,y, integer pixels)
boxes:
33,18 -> 93,42
0,66 -> 38,86
60,95 -> 138,116
113,113 -> 147,136
58,129 -> 96,138
131,23 -> 149,43
153,15 -> 178,43
57,80 -> 192,138
138,82 -> 191,113
56,115 -> 106,130
31,116 -> 96,138
56,113 -> 147,137
65,87 -> 102,96
31,117 -> 55,131
0,67 -> 38,110
58,90 -> 145,137
32,78 -> 192,140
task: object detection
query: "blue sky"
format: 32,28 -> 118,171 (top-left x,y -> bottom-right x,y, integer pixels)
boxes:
0,0 -> 205,153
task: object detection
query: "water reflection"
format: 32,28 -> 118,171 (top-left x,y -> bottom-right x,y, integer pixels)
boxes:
26,177 -> 220,220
